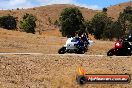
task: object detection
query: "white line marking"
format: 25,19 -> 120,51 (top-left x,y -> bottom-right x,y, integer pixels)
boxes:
44,54 -> 106,57
109,56 -> 132,58
45,54 -> 132,57
46,54 -> 106,57
0,53 -> 43,55
0,53 -> 131,58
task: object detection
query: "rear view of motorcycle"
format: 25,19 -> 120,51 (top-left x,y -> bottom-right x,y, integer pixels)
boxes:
107,34 -> 132,56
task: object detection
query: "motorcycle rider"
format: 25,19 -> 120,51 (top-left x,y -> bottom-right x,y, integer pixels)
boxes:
58,32 -> 93,54
126,34 -> 132,42
81,33 -> 89,48
107,34 -> 132,56
74,33 -> 85,49
125,34 -> 132,50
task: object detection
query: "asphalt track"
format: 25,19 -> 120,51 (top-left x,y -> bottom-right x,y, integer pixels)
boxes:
0,53 -> 131,58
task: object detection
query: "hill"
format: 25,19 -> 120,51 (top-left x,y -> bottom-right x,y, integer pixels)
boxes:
107,1 -> 132,20
0,2 -> 131,34
0,4 -> 99,35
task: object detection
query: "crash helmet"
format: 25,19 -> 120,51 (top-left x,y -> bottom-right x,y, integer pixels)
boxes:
124,34 -> 132,42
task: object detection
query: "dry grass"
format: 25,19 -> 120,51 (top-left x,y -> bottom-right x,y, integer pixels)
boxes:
0,28 -> 113,55
0,55 -> 132,88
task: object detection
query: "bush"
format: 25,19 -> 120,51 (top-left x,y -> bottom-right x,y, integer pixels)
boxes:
118,6 -> 132,34
0,15 -> 17,29
20,13 -> 36,34
59,7 -> 85,37
110,21 -> 124,39
90,12 -> 112,39
84,21 -> 94,35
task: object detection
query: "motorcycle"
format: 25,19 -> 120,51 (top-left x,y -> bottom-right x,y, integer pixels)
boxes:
107,36 -> 132,56
58,37 -> 93,54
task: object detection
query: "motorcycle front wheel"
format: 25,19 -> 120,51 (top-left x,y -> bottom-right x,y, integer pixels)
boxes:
107,49 -> 114,56
58,47 -> 66,54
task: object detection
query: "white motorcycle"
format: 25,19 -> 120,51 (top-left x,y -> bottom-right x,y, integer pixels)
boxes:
58,37 -> 93,54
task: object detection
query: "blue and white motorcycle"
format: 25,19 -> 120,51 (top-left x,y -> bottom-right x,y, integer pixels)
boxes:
58,37 -> 93,54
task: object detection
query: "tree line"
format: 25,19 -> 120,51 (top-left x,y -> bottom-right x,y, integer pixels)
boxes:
59,6 -> 132,40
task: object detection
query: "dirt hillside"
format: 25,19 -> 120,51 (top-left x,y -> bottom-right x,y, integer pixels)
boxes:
0,4 -> 99,35
0,2 -> 131,35
107,1 -> 132,20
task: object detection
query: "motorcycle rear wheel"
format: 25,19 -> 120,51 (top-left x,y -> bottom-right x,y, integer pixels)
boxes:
77,50 -> 85,54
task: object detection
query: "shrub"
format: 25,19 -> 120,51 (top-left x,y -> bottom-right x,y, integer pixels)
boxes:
59,7 -> 85,37
20,13 -> 36,34
0,15 -> 17,29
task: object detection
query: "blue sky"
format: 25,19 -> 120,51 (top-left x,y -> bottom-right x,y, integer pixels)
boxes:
0,0 -> 130,10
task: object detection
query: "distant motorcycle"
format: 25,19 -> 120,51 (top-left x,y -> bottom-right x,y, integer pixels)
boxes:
58,37 -> 93,54
107,35 -> 132,56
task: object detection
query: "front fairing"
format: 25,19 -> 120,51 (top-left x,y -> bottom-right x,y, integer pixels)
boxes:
64,37 -> 79,49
